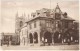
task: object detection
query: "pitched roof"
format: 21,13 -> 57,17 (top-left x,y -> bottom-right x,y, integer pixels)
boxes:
61,15 -> 75,21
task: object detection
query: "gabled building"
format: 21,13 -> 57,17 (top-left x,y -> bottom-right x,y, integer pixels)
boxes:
16,4 -> 75,46
1,32 -> 15,45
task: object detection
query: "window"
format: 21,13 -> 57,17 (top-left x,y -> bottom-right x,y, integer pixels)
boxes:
37,13 -> 40,15
58,22 -> 61,28
68,22 -> 73,29
46,22 -> 48,27
44,12 -> 46,13
34,21 -> 36,28
20,21 -> 23,27
46,21 -> 51,27
51,21 -> 54,28
33,15 -> 35,17
48,23 -> 51,27
29,33 -> 33,43
65,21 -> 68,28
55,13 -> 61,19
22,30 -> 23,36
29,23 -> 32,29
46,12 -> 50,17
55,21 -> 61,28
56,21 -> 58,28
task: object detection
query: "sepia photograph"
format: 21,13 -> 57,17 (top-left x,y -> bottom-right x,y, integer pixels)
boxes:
0,0 -> 79,50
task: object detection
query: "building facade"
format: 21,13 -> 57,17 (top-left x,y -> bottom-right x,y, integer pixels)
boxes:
72,21 -> 79,43
20,24 -> 28,46
15,4 -> 78,46
1,33 -> 15,46
15,13 -> 26,45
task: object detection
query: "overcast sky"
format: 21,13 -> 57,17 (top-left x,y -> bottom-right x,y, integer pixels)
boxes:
1,0 -> 79,33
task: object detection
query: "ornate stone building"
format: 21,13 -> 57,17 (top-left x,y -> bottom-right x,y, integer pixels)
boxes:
15,13 -> 27,45
15,4 -> 76,46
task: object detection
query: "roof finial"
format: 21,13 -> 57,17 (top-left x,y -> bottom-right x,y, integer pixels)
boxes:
56,3 -> 59,8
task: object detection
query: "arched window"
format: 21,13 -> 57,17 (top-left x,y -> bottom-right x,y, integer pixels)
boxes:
20,21 -> 23,27
34,21 -> 36,28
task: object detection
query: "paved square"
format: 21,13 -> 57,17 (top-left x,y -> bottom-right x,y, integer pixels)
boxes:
1,44 -> 79,50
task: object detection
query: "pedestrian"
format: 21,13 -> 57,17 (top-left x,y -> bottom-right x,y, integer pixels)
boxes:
67,32 -> 71,45
65,29 -> 71,45
7,40 -> 9,47
67,38 -> 71,45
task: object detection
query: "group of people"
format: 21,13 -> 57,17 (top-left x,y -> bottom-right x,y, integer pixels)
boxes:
43,28 -> 79,46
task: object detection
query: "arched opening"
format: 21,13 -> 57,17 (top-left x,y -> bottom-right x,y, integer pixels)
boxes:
54,31 -> 62,43
34,32 -> 38,43
73,29 -> 79,43
20,21 -> 23,27
29,33 -> 33,43
63,30 -> 71,44
44,31 -> 52,44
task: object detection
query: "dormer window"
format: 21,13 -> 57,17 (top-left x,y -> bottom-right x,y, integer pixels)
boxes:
46,12 -> 50,17
37,13 -> 40,15
44,12 -> 46,13
63,12 -> 67,18
33,15 -> 35,17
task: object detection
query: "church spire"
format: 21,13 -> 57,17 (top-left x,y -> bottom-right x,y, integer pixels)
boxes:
56,3 -> 60,9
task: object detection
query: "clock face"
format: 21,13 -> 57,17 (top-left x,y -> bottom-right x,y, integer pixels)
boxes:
56,9 -> 59,13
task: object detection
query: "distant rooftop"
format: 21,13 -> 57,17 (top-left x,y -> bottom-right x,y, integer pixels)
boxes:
1,33 -> 15,35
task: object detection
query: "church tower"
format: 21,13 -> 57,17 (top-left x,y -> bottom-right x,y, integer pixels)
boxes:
15,12 -> 25,35
15,12 -> 26,45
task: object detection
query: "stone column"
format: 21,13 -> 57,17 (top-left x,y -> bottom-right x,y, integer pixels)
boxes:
62,38 -> 64,44
33,33 -> 34,46
52,33 -> 54,45
38,31 -> 40,46
27,33 -> 29,46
